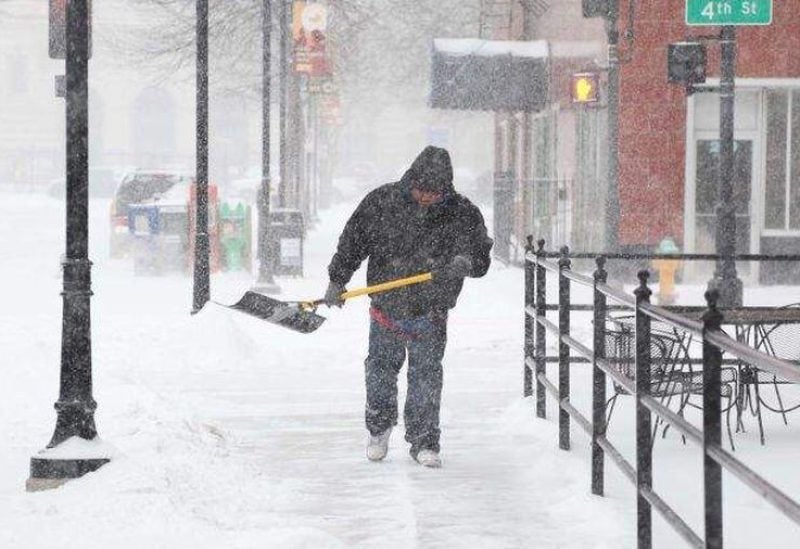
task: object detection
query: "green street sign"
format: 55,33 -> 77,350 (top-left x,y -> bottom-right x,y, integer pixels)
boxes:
686,0 -> 772,26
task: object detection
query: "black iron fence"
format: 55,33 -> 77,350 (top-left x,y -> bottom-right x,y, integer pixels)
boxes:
524,238 -> 800,549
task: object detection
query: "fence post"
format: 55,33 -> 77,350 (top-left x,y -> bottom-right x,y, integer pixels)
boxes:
558,246 -> 572,451
591,256 -> 608,496
524,236 -> 535,398
634,270 -> 653,549
702,289 -> 724,549
535,239 -> 547,419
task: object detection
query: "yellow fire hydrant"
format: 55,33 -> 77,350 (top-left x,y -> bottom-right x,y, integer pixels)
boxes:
652,238 -> 681,305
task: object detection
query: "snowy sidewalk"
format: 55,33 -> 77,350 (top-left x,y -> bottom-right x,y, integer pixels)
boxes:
0,194 -> 633,548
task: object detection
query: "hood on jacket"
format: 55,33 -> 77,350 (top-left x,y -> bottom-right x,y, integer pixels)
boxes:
400,146 -> 455,196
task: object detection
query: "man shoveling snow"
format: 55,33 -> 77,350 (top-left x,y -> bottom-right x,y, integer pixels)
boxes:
324,146 -> 493,468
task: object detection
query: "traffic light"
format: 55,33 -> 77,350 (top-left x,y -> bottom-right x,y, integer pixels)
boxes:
49,0 -> 67,59
667,42 -> 706,86
582,0 -> 609,18
571,72 -> 600,104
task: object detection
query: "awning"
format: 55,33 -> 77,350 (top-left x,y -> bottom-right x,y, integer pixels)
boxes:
429,39 -> 549,112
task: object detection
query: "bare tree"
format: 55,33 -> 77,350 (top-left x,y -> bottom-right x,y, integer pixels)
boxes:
110,0 -> 481,98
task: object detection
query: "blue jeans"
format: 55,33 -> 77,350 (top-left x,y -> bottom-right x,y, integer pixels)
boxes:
364,311 -> 447,455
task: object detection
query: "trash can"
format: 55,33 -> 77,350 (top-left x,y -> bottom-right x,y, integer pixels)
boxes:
268,208 -> 304,277
219,202 -> 252,272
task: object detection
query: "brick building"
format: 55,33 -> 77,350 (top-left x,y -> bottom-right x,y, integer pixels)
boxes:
481,1 -> 800,282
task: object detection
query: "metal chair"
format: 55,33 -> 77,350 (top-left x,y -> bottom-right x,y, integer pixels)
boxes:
739,303 -> 800,444
604,322 -> 738,450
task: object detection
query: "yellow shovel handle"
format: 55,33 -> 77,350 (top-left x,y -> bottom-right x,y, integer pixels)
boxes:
341,272 -> 433,300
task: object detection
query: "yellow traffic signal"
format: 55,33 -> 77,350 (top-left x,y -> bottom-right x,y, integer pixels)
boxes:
571,73 -> 600,104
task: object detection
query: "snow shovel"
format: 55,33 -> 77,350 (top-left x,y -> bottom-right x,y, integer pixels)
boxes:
222,272 -> 433,334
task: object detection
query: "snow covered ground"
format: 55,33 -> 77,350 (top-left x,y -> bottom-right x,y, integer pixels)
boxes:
0,189 -> 797,547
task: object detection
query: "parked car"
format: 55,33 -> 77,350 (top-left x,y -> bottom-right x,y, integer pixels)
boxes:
127,182 -> 192,275
109,171 -> 192,258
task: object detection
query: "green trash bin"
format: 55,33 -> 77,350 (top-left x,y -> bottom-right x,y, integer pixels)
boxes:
219,202 -> 252,272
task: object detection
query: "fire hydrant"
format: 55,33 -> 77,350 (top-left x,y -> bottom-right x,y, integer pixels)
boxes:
652,238 -> 681,305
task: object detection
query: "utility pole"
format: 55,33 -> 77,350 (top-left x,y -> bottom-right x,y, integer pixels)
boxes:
604,0 -> 620,253
521,1 -> 533,248
255,0 -> 281,294
708,26 -> 743,307
278,0 -> 289,209
581,0 -> 620,252
192,0 -> 211,313
28,0 -> 109,491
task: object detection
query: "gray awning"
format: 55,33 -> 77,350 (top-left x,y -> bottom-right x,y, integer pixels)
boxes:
430,39 -> 550,112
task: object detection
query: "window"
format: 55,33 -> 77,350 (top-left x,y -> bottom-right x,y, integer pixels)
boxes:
532,111 -> 555,218
764,90 -> 800,232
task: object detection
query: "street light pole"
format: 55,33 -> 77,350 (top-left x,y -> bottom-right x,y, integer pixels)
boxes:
28,0 -> 109,491
604,0 -> 621,253
278,0 -> 289,209
192,0 -> 211,313
708,26 -> 743,307
255,0 -> 280,294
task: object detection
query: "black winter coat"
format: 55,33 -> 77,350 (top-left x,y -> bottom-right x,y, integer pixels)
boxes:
328,147 -> 493,319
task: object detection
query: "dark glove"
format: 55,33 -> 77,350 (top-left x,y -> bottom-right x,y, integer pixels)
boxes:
435,255 -> 472,280
323,281 -> 346,307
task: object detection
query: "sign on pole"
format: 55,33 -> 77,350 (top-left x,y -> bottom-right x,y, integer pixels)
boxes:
293,2 -> 330,76
686,0 -> 772,26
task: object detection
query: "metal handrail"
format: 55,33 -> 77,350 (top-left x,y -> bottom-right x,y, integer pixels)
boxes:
705,329 -> 800,384
523,241 -> 800,548
526,251 -> 800,262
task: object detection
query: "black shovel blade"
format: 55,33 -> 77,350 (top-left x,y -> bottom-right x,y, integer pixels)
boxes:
227,291 -> 326,334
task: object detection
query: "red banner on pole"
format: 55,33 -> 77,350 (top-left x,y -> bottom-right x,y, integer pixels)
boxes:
293,2 -> 331,76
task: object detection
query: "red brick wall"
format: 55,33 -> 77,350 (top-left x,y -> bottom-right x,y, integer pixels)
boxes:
618,1 -> 800,247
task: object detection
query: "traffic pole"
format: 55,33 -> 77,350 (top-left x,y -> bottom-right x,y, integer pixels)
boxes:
604,0 -> 621,253
708,26 -> 743,307
192,0 -> 211,313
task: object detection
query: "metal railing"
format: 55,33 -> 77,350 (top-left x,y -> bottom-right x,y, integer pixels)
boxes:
524,238 -> 800,549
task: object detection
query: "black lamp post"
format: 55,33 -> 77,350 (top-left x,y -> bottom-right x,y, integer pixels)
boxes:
192,0 -> 211,313
28,0 -> 109,491
278,0 -> 290,209
254,0 -> 280,294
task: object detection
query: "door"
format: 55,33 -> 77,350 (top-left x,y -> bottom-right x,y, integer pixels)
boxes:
687,90 -> 762,280
694,139 -> 754,258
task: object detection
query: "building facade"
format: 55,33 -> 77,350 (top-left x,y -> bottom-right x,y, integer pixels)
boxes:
490,1 -> 800,282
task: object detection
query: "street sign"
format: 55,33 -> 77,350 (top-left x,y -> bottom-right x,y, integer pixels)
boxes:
686,0 -> 772,26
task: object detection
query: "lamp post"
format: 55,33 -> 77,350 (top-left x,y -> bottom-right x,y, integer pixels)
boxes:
707,26 -> 743,307
278,0 -> 289,209
604,0 -> 620,253
192,0 -> 211,313
28,0 -> 109,491
254,0 -> 281,294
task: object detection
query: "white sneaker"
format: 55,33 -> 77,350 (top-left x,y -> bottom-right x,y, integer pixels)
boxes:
413,449 -> 442,468
366,428 -> 392,461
